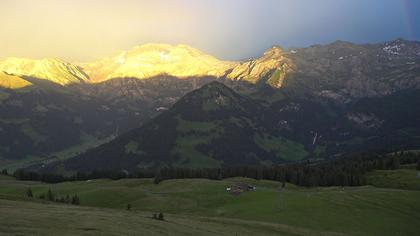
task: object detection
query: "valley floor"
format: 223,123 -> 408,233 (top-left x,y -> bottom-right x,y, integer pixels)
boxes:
0,172 -> 420,235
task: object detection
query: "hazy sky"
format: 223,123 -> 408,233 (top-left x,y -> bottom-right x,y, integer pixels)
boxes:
0,0 -> 419,61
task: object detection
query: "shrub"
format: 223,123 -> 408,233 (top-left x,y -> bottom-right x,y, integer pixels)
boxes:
71,195 -> 80,205
158,212 -> 164,221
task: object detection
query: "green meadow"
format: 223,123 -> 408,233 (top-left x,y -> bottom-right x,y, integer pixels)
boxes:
0,171 -> 420,236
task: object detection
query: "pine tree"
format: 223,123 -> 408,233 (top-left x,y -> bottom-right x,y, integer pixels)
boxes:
127,204 -> 131,211
26,188 -> 33,198
158,212 -> 164,221
47,189 -> 54,201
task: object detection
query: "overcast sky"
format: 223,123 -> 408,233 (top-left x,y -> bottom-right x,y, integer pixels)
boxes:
0,0 -> 419,61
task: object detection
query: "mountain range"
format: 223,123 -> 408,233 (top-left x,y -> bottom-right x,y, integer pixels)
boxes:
1,39 -> 419,172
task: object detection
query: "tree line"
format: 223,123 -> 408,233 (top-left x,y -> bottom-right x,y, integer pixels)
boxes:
6,151 -> 420,187
26,187 -> 80,205
11,169 -> 155,183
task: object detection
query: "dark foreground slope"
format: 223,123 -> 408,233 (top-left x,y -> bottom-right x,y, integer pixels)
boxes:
0,199 -> 301,236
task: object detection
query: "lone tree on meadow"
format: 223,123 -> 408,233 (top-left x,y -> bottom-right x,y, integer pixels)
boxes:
26,188 -> 33,198
158,212 -> 164,221
127,204 -> 131,211
71,195 -> 80,205
47,189 -> 54,201
154,172 -> 162,184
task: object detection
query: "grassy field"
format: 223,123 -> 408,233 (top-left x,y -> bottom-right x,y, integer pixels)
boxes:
0,199 -> 322,236
367,169 -> 420,190
0,174 -> 420,235
254,133 -> 308,161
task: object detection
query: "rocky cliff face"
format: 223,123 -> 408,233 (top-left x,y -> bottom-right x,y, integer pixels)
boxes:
226,46 -> 293,88
0,58 -> 88,86
285,39 -> 420,100
1,39 -> 418,100
83,44 -> 237,82
0,71 -> 32,89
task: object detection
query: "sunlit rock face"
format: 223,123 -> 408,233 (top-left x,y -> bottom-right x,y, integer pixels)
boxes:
83,44 -> 238,82
0,58 -> 89,86
226,46 -> 294,88
0,71 -> 32,89
0,40 -> 418,96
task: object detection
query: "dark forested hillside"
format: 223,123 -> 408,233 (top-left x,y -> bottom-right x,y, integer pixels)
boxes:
41,81 -> 420,173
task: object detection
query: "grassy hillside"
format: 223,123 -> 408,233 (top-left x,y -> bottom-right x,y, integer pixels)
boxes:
0,175 -> 420,236
367,169 -> 420,190
0,199 -> 319,236
1,134 -> 114,172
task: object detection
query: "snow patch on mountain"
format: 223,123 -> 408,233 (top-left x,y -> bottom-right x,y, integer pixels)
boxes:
383,44 -> 404,55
